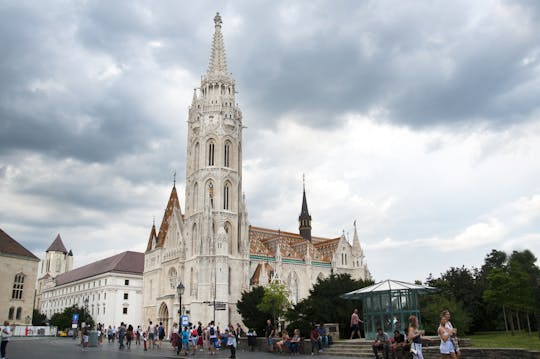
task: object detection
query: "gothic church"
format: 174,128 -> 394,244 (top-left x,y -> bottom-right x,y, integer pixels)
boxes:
142,13 -> 370,329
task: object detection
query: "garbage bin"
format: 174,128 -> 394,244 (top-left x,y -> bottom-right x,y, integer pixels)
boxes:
88,330 -> 100,347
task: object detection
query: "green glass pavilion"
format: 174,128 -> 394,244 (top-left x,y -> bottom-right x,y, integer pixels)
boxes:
341,279 -> 437,340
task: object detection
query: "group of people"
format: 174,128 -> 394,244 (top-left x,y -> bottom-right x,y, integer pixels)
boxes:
369,310 -> 461,359
169,320 -> 243,358
264,319 -> 330,355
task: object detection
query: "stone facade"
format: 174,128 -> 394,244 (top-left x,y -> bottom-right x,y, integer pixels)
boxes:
38,235 -> 144,328
142,13 -> 370,332
0,229 -> 39,325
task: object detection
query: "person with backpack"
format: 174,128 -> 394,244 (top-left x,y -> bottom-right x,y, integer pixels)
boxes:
190,326 -> 199,355
158,322 -> 165,348
208,321 -> 217,355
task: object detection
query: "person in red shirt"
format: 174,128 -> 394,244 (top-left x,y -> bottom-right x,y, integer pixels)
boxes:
350,309 -> 364,339
310,325 -> 321,354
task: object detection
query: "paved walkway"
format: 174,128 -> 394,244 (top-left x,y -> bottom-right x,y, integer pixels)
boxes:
8,337 -> 354,359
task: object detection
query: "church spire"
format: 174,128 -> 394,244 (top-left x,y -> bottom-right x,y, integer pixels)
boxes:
299,175 -> 312,241
207,12 -> 227,75
352,220 -> 362,254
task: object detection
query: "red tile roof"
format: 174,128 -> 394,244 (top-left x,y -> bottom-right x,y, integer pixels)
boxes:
0,228 -> 39,260
147,186 -> 181,252
55,251 -> 144,286
46,234 -> 68,254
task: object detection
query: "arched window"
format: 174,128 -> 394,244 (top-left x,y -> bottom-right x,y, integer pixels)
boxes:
16,307 -> 22,320
207,141 -> 215,166
223,183 -> 229,210
194,142 -> 200,170
8,307 -> 14,320
12,273 -> 24,299
192,182 -> 198,211
224,141 -> 231,167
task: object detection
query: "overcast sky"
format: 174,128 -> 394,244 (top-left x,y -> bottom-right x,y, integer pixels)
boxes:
1,0 -> 539,283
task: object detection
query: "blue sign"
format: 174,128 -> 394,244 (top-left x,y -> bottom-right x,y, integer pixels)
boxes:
181,315 -> 189,327
72,314 -> 79,324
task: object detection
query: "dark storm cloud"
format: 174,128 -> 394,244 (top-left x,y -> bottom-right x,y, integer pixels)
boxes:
225,1 -> 540,129
0,2 -> 176,163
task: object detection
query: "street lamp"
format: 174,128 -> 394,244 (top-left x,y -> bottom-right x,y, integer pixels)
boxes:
176,282 -> 185,325
83,297 -> 89,327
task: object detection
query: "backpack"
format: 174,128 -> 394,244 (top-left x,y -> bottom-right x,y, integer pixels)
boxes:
158,326 -> 165,336
209,326 -> 215,336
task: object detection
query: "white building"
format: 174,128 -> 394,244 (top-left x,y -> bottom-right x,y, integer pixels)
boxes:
142,13 -> 370,332
40,248 -> 144,328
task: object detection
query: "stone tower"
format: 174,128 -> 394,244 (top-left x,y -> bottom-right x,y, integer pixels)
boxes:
35,234 -> 73,309
183,12 -> 250,325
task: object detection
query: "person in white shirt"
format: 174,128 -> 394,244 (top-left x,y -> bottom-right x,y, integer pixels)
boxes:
1,321 -> 11,359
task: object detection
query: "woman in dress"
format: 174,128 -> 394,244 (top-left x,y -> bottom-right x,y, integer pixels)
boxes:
438,316 -> 457,358
275,330 -> 290,353
407,315 -> 425,359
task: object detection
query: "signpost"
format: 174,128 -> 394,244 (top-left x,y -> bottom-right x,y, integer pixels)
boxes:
181,315 -> 189,327
71,314 -> 79,329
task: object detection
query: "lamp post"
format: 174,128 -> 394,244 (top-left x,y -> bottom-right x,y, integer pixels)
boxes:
176,282 -> 185,326
83,297 -> 89,327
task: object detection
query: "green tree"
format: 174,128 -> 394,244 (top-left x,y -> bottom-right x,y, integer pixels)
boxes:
286,273 -> 373,338
32,309 -> 47,326
257,282 -> 291,326
236,286 -> 272,335
50,305 -> 94,330
483,250 -> 539,335
419,295 -> 472,335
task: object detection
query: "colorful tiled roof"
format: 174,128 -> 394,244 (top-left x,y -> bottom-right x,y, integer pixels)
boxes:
146,186 -> 181,252
46,234 -> 68,254
249,226 -> 338,263
55,251 -> 144,286
0,228 -> 39,260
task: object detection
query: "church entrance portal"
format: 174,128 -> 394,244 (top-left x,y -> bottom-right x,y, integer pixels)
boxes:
158,302 -> 169,334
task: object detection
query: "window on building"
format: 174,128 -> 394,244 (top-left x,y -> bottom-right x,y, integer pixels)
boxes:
16,307 -> 22,320
124,279 -> 129,286
123,293 -> 128,300
104,293 -> 107,300
207,142 -> 215,166
194,142 -> 200,170
224,142 -> 230,167
12,273 -> 24,300
8,307 -> 14,320
223,183 -> 229,210
123,308 -> 128,315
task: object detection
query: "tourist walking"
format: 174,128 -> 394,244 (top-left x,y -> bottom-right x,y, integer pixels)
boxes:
439,316 -> 457,358
442,310 -> 461,359
350,308 -> 364,339
265,319 -> 275,352
1,321 -> 11,359
126,324 -> 133,349
208,321 -> 217,355
118,322 -> 126,350
135,325 -> 141,345
147,320 -> 155,349
226,324 -> 238,359
408,315 -> 425,359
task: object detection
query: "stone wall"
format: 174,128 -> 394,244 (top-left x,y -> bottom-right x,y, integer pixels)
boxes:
422,347 -> 540,359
